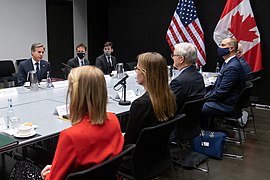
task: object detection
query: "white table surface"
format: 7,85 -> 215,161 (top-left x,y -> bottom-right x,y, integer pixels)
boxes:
0,70 -> 142,151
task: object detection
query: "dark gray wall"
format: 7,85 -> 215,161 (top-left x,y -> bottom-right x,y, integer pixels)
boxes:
88,0 -> 270,105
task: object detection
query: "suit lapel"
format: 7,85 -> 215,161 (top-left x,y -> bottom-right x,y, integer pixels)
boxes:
74,58 -> 79,67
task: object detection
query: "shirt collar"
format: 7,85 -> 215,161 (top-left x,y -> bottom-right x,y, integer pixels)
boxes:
224,55 -> 236,64
32,58 -> 39,65
178,66 -> 190,75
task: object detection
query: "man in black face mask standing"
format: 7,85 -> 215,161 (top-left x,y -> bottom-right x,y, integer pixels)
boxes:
95,42 -> 117,75
201,37 -> 246,129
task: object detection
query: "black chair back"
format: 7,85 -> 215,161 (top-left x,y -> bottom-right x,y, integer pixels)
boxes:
0,60 -> 17,87
0,60 -> 15,77
125,62 -> 137,71
16,59 -> 27,67
131,114 -> 185,179
234,81 -> 253,117
176,97 -> 206,142
249,76 -> 261,102
66,144 -> 136,180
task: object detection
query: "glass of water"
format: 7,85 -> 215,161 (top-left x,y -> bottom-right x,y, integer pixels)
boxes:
10,117 -> 20,129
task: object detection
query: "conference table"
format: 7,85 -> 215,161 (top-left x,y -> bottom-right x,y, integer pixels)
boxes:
0,70 -> 142,153
0,70 -> 217,153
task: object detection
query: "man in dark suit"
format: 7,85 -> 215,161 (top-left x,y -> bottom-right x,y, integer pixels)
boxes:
67,43 -> 90,68
202,37 -> 246,118
95,42 -> 117,75
18,43 -> 51,86
237,43 -> 253,81
64,43 -> 90,78
170,42 -> 206,113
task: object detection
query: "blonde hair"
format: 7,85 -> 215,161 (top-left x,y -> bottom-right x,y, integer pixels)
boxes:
67,66 -> 108,125
137,52 -> 176,121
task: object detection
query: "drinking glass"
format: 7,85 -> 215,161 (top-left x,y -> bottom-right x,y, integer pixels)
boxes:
10,117 -> 20,129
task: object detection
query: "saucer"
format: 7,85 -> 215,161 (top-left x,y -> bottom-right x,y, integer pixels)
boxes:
14,130 -> 37,138
23,82 -> 30,87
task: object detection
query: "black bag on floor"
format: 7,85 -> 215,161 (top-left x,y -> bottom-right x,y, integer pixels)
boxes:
10,160 -> 42,180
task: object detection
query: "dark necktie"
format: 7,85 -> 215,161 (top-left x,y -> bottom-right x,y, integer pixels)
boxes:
220,62 -> 226,72
35,62 -> 40,79
81,60 -> 84,66
108,56 -> 112,67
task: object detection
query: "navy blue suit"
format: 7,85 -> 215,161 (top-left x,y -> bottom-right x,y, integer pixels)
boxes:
18,58 -> 50,86
239,57 -> 253,81
202,56 -> 246,114
170,66 -> 206,113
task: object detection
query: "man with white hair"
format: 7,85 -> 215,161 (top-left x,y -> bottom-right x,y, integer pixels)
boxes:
170,42 -> 206,113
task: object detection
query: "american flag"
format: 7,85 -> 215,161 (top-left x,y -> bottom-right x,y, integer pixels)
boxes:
166,0 -> 206,66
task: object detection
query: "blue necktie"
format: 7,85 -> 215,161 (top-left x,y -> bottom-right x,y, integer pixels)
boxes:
80,60 -> 84,66
220,62 -> 226,72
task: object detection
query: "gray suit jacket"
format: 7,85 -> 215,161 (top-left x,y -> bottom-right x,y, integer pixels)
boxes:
95,54 -> 117,74
67,57 -> 90,68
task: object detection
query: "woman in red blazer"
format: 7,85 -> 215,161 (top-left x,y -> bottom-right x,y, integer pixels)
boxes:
41,66 -> 124,180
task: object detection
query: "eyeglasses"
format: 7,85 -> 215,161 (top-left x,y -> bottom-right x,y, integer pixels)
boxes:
134,66 -> 141,71
171,54 -> 181,58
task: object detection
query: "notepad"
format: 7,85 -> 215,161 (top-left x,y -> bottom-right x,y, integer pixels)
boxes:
0,133 -> 19,149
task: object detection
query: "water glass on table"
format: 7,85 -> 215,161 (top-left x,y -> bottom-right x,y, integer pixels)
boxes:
10,117 -> 20,129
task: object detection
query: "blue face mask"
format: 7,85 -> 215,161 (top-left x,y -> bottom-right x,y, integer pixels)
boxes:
217,47 -> 230,57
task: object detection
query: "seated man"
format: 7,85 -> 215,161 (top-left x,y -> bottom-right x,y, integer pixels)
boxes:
64,43 -> 90,78
236,43 -> 253,81
95,42 -> 117,75
170,42 -> 206,113
201,37 -> 246,128
18,43 -> 50,86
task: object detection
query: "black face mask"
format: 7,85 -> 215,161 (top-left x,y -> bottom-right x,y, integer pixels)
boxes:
77,52 -> 85,59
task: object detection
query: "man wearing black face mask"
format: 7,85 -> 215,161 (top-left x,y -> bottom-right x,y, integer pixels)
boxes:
95,41 -> 117,75
201,37 -> 246,130
63,43 -> 90,79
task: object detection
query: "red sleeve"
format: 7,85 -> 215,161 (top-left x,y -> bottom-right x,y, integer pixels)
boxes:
46,131 -> 77,180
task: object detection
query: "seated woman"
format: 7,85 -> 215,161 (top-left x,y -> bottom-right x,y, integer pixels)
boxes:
41,66 -> 124,180
124,52 -> 177,145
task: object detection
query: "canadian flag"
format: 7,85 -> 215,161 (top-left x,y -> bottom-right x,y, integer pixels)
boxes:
213,0 -> 262,72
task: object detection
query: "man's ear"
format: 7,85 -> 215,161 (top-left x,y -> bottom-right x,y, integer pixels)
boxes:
179,56 -> 185,63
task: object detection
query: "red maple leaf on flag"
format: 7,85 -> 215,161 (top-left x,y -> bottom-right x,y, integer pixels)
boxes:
228,12 -> 258,42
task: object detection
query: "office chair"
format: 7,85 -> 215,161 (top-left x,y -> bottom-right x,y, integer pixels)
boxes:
125,62 -> 137,71
16,59 -> 27,67
170,97 -> 209,173
214,81 -> 253,159
0,60 -> 17,88
118,114 -> 185,180
66,144 -> 136,180
247,76 -> 261,134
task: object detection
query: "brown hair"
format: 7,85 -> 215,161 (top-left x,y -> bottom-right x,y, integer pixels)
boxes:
104,42 -> 113,48
76,43 -> 87,51
67,66 -> 107,125
137,52 -> 176,121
